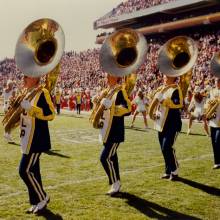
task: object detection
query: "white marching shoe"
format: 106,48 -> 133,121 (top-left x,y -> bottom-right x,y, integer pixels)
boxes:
4,132 -> 13,143
33,195 -> 50,214
213,164 -> 220,169
26,205 -> 37,214
107,180 -> 121,196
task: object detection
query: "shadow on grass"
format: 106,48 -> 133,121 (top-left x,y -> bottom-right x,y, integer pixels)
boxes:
113,192 -> 201,220
125,126 -> 152,132
36,208 -> 63,220
60,113 -> 84,118
180,131 -> 206,137
44,150 -> 71,158
176,177 -> 220,197
8,141 -> 20,146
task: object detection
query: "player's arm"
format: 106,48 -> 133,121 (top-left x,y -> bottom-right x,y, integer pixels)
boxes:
28,88 -> 55,121
114,89 -> 131,116
162,88 -> 183,109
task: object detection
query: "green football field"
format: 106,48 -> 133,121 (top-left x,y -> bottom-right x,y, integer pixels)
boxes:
0,111 -> 219,220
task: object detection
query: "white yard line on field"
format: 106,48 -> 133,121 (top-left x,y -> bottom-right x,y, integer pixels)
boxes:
51,129 -> 99,144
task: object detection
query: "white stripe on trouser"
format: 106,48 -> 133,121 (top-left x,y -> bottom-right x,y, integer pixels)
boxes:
33,153 -> 39,164
30,153 -> 46,201
113,143 -> 119,155
106,143 -> 118,183
106,143 -> 116,183
172,132 -> 179,170
112,143 -> 119,180
111,143 -> 119,182
26,153 -> 45,201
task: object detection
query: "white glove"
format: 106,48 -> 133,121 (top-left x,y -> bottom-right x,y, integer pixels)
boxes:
155,93 -> 163,102
101,98 -> 112,109
155,112 -> 161,119
20,100 -> 32,111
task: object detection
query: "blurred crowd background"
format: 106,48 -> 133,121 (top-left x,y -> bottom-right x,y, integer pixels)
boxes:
0,0 -> 219,113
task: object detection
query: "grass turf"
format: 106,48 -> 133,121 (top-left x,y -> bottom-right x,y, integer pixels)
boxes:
0,112 -> 219,220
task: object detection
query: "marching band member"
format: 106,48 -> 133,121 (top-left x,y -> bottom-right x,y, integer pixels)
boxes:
95,28 -> 146,194
130,90 -> 149,129
3,80 -> 15,143
54,86 -> 62,115
19,75 -> 55,214
187,86 -> 209,136
183,89 -> 193,119
149,75 -> 183,180
205,77 -> 220,169
76,89 -> 82,114
99,74 -> 131,196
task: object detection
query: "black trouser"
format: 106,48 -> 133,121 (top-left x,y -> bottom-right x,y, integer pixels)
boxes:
158,130 -> 179,175
90,100 -> 93,110
56,104 -> 60,114
19,153 -> 47,205
100,142 -> 120,185
210,127 -> 220,165
76,104 -> 81,114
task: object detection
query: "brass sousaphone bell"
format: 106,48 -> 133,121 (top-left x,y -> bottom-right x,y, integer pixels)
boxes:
15,18 -> 65,77
2,18 -> 65,133
99,28 -> 148,77
158,36 -> 198,77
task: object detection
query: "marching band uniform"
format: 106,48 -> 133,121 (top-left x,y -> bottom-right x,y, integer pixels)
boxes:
153,83 -> 183,180
187,87 -> 209,135
184,89 -> 193,118
131,90 -> 148,128
206,86 -> 220,169
55,87 -> 62,115
99,86 -> 131,195
3,87 -> 14,113
76,91 -> 82,114
3,80 -> 15,143
19,83 -> 55,214
188,94 -> 205,119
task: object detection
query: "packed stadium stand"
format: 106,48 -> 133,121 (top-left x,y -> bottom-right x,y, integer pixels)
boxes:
1,0 -> 220,109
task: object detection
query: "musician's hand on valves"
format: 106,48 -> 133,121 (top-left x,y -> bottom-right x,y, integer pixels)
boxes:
152,113 -> 157,120
153,112 -> 160,120
101,98 -> 112,109
20,100 -> 32,111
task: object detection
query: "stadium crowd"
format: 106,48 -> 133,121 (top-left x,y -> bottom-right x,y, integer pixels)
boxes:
0,29 -> 220,112
109,0 -> 175,17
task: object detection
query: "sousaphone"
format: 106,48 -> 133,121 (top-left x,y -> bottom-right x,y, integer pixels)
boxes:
149,36 -> 198,120
2,18 -> 65,133
90,28 -> 148,128
15,18 -> 65,78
